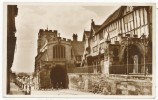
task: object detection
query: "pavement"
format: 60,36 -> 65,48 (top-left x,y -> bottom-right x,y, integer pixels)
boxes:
9,82 -> 25,95
9,83 -> 101,95
31,89 -> 101,95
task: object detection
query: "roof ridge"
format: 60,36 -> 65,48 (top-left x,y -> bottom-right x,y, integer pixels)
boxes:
96,6 -> 125,34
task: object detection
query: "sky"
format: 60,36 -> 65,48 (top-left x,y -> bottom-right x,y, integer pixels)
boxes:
11,3 -> 120,73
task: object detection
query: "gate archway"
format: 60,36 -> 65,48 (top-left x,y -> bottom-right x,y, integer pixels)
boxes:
50,64 -> 68,89
123,44 -> 143,74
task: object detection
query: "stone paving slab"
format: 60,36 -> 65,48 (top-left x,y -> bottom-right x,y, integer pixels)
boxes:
9,82 -> 25,95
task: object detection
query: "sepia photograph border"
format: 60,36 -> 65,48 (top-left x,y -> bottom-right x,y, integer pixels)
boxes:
2,1 -> 156,99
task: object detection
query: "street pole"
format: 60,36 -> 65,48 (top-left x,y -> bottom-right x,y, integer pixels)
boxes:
127,38 -> 129,75
144,40 -> 146,76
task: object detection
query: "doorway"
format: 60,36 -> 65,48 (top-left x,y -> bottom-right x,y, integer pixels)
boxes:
50,64 -> 68,89
123,44 -> 142,74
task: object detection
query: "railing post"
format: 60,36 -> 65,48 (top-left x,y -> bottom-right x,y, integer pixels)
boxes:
127,37 -> 129,75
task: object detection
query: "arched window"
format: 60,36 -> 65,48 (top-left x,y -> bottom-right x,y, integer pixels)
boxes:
53,45 -> 65,59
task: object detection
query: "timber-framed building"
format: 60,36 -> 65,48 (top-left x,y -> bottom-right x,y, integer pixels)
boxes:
81,6 -> 152,75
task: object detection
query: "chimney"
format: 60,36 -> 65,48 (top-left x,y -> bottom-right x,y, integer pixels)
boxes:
72,33 -> 78,41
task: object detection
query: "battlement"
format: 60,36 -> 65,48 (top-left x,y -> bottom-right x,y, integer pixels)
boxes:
48,30 -> 52,32
63,38 -> 66,41
67,39 -> 71,42
39,29 -> 58,33
38,29 -> 74,43
39,29 -> 44,32
38,29 -> 58,37
53,30 -> 57,33
62,38 -> 71,42
55,37 -> 72,42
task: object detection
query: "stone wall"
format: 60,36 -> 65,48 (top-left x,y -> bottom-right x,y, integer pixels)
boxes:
39,68 -> 51,89
68,73 -> 152,95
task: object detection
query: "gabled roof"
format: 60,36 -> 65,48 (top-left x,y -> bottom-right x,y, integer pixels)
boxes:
96,6 -> 140,34
93,25 -> 101,32
84,30 -> 91,36
82,6 -> 147,41
82,30 -> 91,41
71,41 -> 84,56
96,6 -> 125,34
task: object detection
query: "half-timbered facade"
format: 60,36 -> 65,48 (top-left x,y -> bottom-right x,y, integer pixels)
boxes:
82,6 -> 152,75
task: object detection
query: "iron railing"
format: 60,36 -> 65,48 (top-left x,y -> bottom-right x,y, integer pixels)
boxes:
67,66 -> 94,73
67,63 -> 152,75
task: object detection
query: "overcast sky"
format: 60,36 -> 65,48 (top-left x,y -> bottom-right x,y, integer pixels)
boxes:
11,4 -> 120,73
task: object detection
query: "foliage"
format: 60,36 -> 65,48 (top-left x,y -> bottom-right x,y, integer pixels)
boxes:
16,72 -> 30,78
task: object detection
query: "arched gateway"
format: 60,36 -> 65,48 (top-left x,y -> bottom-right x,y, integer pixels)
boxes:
50,64 -> 68,89
123,44 -> 144,74
110,41 -> 147,75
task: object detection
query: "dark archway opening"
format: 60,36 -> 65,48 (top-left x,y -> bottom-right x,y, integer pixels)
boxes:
50,64 -> 68,89
123,44 -> 142,74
